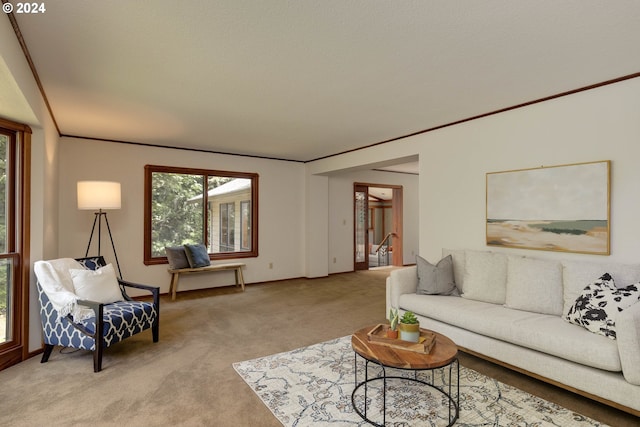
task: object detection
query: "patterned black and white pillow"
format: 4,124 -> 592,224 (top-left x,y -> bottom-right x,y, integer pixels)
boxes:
565,273 -> 640,339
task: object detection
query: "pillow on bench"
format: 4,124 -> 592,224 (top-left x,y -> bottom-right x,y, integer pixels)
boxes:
165,246 -> 191,270
183,244 -> 211,268
165,244 -> 212,269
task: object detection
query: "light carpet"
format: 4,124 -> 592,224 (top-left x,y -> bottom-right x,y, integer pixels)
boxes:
233,336 -> 608,427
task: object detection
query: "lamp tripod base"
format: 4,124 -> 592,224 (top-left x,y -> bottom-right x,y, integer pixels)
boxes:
85,210 -> 122,279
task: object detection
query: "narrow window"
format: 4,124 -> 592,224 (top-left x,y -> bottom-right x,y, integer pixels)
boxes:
0,119 -> 30,371
240,200 -> 251,250
219,203 -> 235,252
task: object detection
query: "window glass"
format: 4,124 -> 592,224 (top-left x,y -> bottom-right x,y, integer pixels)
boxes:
240,200 -> 251,250
0,135 -> 8,343
219,202 -> 235,252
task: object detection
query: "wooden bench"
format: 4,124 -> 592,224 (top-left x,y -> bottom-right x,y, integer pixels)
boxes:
168,262 -> 246,300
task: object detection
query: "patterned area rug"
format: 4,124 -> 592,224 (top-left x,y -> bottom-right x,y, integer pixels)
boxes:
233,336 -> 608,427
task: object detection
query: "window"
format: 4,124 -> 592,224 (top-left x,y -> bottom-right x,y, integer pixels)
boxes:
144,165 -> 258,265
0,118 -> 30,371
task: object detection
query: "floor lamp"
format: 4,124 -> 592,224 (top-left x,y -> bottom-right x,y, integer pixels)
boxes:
77,181 -> 123,278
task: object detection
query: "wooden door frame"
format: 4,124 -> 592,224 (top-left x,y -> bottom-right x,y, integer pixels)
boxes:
354,182 -> 403,270
353,184 -> 369,271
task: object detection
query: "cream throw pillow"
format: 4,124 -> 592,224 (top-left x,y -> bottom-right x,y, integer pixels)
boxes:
70,263 -> 123,304
462,250 -> 507,304
505,256 -> 563,315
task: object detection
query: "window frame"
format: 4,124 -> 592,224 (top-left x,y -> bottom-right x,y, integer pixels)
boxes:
0,118 -> 31,371
144,165 -> 259,265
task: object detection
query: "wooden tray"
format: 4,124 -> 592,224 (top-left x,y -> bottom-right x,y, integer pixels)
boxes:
366,324 -> 436,354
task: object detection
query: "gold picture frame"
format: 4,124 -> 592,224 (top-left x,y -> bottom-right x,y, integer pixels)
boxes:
486,160 -> 610,255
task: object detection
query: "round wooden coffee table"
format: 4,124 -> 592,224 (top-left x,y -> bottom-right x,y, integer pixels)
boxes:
351,325 -> 459,426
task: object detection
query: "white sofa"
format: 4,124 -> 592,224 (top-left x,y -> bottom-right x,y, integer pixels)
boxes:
386,249 -> 640,415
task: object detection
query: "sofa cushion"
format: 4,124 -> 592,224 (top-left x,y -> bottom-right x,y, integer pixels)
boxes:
562,260 -> 640,317
505,256 -> 563,315
462,250 -> 507,304
416,255 -> 459,296
399,293 -> 622,372
565,273 -> 640,340
442,248 -> 465,292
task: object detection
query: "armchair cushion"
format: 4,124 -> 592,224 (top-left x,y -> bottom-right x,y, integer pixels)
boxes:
70,263 -> 123,304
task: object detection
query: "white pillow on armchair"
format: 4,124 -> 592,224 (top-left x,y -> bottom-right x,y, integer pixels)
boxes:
70,263 -> 123,304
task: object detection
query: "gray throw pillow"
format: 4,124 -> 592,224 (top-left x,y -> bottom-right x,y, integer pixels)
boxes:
165,246 -> 190,269
183,244 -> 211,268
416,254 -> 459,296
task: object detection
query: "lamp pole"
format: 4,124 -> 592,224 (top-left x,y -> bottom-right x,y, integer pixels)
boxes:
84,209 -> 122,279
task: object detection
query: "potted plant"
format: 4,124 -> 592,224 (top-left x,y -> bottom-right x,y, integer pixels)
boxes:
398,311 -> 420,342
387,308 -> 399,339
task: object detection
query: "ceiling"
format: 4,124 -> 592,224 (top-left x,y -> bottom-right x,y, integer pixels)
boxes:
5,1 -> 640,163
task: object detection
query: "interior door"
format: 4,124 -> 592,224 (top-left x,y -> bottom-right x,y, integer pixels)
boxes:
354,184 -> 369,270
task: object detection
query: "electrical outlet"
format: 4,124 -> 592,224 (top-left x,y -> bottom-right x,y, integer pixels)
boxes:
268,262 -> 273,269
333,257 -> 337,263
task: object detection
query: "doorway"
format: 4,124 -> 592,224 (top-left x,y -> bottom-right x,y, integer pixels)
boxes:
354,183 -> 403,270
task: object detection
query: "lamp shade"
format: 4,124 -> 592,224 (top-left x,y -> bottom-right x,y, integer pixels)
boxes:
77,181 -> 121,210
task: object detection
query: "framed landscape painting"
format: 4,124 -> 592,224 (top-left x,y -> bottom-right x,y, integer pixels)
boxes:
486,160 -> 610,255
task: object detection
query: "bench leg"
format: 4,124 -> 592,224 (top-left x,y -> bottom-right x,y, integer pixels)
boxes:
170,273 -> 180,300
235,267 -> 245,291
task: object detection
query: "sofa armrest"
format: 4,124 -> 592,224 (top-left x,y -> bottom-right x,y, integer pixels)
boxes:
385,266 -> 418,317
617,301 -> 640,385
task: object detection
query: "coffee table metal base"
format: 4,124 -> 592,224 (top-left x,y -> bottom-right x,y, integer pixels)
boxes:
351,354 -> 459,427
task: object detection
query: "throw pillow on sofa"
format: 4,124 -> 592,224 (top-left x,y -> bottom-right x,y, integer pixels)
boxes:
505,256 -> 564,315
561,260 -> 640,318
416,255 -> 459,296
442,248 -> 465,292
462,250 -> 507,304
565,273 -> 640,339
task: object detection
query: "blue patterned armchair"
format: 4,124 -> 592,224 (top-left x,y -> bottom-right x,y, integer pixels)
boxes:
35,256 -> 159,372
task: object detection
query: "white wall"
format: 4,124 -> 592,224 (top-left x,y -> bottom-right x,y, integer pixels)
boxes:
58,138 -> 306,293
327,169 -> 419,273
304,174 -> 329,277
308,76 -> 640,270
